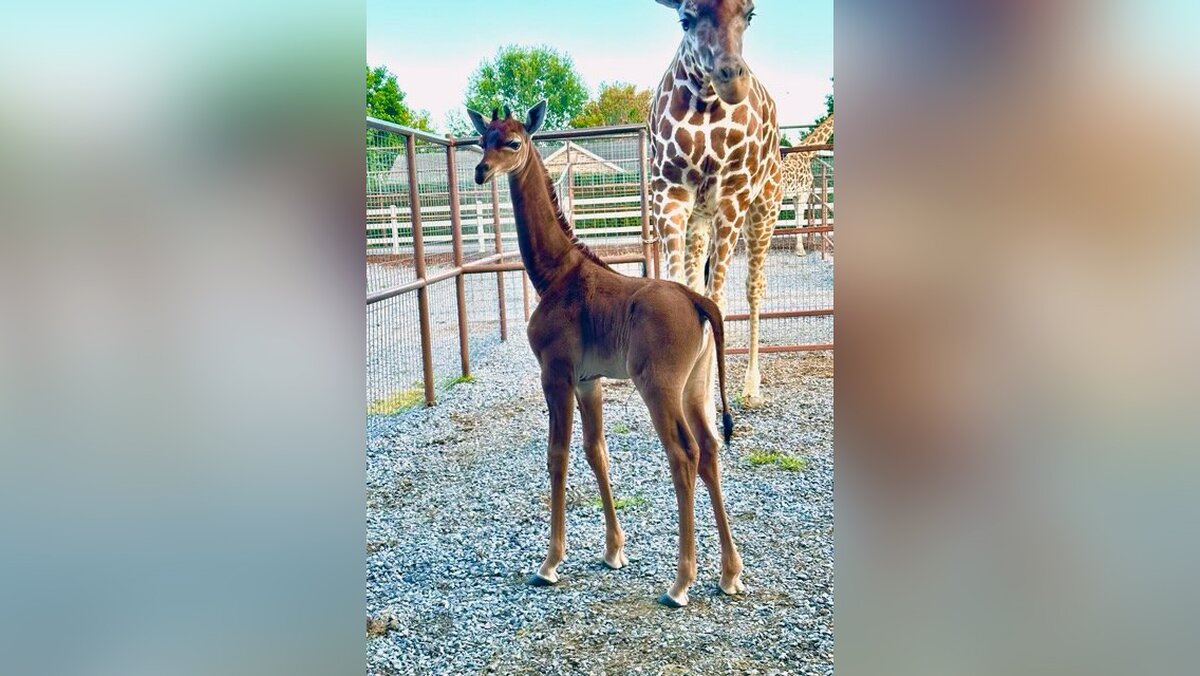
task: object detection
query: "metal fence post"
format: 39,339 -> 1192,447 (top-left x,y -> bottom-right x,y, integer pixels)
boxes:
446,142 -> 471,378
405,134 -> 436,406
389,204 -> 399,254
637,129 -> 652,278
491,177 -> 508,341
820,161 -> 829,260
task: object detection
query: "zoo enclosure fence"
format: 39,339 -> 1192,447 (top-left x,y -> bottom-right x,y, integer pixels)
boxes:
367,117 -> 833,411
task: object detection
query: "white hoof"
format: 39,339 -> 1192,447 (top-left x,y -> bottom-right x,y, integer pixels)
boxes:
603,548 -> 628,570
719,574 -> 746,596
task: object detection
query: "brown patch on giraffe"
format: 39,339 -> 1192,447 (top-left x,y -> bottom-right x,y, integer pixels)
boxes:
721,199 -> 737,222
658,116 -> 672,140
727,128 -> 745,148
747,117 -> 759,138
675,128 -> 693,156
725,173 -> 748,193
667,186 -> 689,201
686,169 -> 701,184
728,144 -> 746,164
693,131 -> 706,159
711,127 -> 727,156
731,106 -> 748,125
671,89 -> 691,120
710,104 -> 725,123
651,178 -> 668,192
662,163 -> 682,183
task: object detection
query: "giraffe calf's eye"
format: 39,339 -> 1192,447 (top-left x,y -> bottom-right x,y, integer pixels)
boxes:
505,140 -> 521,150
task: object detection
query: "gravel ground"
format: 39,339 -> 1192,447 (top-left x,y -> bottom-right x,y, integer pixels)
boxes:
366,332 -> 833,674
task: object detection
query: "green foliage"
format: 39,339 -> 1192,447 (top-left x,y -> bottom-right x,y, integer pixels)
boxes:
747,450 -> 808,472
367,64 -> 433,131
441,374 -> 477,388
455,45 -> 589,135
368,385 -> 425,415
808,78 -> 834,143
570,82 -> 653,128
611,422 -> 631,434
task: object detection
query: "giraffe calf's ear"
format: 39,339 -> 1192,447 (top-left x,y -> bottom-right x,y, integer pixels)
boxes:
466,108 -> 488,137
526,99 -> 548,135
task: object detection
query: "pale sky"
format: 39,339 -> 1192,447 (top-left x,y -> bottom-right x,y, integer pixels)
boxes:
367,0 -> 832,132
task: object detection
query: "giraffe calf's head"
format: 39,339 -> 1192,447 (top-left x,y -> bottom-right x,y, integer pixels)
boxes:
656,0 -> 756,104
467,101 -> 548,185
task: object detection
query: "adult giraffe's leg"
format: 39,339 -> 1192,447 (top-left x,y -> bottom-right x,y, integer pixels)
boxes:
794,191 -> 808,255
684,215 -> 713,295
651,181 -> 694,285
707,195 -> 748,313
575,379 -> 627,570
684,368 -> 744,596
742,197 -> 779,407
529,370 -> 576,587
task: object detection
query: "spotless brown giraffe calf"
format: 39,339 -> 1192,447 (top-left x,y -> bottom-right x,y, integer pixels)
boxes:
468,101 -> 745,607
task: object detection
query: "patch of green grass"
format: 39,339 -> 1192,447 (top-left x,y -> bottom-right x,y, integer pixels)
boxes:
443,374 -> 476,387
611,422 -> 631,434
776,456 -> 808,472
587,495 -> 648,510
732,392 -> 746,408
367,386 -> 425,415
747,450 -> 807,472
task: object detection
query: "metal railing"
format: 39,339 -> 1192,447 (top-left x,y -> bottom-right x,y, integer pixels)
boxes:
366,119 -> 832,411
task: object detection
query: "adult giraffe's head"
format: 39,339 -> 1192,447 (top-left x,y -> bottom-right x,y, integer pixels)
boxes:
466,100 -> 548,185
655,0 -> 757,105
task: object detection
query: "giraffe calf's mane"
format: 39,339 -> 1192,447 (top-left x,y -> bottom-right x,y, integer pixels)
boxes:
530,149 -> 613,272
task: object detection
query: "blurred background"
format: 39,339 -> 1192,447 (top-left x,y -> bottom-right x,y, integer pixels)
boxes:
837,1 -> 1200,674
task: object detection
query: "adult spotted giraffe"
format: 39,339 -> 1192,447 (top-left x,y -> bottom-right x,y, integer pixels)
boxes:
781,113 -> 834,255
648,0 -> 782,406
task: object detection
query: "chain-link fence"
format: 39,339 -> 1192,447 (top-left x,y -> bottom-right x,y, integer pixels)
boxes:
366,118 -> 833,414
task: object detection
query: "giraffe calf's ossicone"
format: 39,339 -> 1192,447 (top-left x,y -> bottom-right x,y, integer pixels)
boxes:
468,101 -> 742,608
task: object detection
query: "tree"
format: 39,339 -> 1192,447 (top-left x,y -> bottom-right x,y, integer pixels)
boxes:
805,79 -> 834,143
569,82 -> 653,128
366,64 -> 432,131
453,45 -> 588,136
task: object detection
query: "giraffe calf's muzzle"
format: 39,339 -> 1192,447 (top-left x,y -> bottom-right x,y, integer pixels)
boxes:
474,162 -> 492,185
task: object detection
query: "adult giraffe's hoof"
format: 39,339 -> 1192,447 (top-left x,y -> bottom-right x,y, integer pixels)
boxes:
719,574 -> 746,596
658,591 -> 689,608
526,572 -> 558,587
603,548 -> 628,570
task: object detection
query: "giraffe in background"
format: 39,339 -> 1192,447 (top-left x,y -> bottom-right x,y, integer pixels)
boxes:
780,113 -> 834,255
647,0 -> 783,406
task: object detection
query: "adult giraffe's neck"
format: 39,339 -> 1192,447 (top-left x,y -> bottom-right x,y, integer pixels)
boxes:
801,114 -> 834,147
506,151 -> 592,295
670,44 -> 719,105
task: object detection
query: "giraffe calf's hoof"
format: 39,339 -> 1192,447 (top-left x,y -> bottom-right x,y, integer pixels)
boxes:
658,591 -> 689,608
527,572 -> 558,587
603,549 -> 629,570
719,575 -> 746,596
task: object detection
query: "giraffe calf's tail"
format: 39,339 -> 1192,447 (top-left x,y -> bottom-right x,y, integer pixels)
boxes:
689,292 -> 734,445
